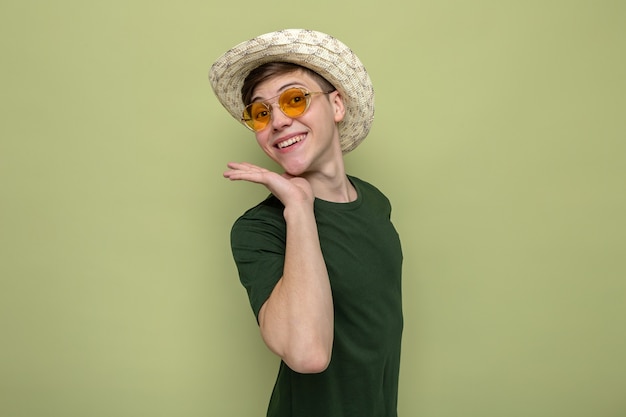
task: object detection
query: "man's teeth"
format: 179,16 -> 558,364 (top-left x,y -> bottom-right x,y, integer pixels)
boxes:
277,135 -> 305,149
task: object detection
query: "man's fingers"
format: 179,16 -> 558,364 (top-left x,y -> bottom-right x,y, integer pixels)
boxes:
226,161 -> 262,171
223,162 -> 281,186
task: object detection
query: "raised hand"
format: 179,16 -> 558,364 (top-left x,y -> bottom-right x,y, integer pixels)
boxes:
223,162 -> 314,208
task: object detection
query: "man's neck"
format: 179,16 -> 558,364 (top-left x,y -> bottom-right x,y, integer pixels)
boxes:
305,169 -> 356,203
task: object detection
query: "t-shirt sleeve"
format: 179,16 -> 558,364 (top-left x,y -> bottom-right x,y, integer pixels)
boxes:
230,206 -> 286,321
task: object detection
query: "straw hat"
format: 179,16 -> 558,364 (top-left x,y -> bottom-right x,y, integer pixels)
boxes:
209,29 -> 374,153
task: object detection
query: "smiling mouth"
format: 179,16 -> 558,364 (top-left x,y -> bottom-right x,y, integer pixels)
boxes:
276,134 -> 305,149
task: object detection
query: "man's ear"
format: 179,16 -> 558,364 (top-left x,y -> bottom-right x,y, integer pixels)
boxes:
331,92 -> 346,123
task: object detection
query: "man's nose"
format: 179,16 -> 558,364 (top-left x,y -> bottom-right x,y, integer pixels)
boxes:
270,104 -> 293,130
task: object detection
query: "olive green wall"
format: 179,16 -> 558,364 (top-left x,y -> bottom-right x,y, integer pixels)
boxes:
1,1 -> 624,416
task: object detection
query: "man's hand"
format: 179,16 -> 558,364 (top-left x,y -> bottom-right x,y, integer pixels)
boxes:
224,162 -> 314,208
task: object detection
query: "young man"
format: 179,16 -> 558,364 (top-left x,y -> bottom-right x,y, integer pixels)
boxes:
209,29 -> 403,417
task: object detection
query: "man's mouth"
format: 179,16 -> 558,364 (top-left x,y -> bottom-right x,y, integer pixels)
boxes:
276,134 -> 306,149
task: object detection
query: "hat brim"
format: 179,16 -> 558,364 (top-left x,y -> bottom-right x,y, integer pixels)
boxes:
209,29 -> 374,154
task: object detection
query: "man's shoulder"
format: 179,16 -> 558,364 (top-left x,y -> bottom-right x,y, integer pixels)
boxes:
233,194 -> 285,230
349,175 -> 391,202
243,194 -> 283,215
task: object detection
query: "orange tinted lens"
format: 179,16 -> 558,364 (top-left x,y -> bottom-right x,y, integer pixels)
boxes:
243,102 -> 270,131
279,88 -> 309,117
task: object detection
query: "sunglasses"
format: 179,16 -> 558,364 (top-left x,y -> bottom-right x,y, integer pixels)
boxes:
241,87 -> 334,132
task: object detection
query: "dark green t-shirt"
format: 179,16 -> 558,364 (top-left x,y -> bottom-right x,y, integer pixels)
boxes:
231,176 -> 403,417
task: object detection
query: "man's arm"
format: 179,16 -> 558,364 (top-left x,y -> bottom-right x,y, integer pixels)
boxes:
258,199 -> 333,373
224,162 -> 334,374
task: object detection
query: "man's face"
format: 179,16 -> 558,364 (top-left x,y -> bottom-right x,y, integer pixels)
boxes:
249,70 -> 345,176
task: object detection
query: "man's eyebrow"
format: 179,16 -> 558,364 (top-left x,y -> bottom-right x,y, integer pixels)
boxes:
250,82 -> 303,103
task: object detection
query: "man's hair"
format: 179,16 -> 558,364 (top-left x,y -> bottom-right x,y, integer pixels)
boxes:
241,62 -> 336,106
